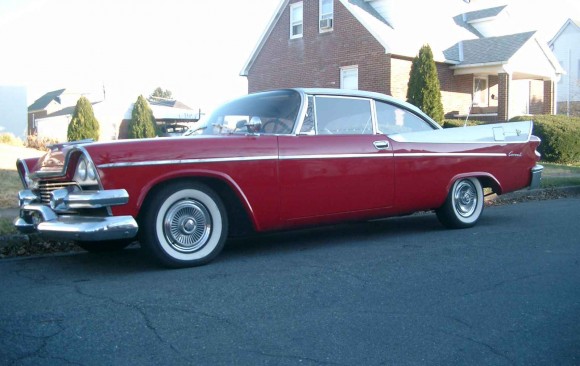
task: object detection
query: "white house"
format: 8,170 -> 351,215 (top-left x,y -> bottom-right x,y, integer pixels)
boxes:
32,92 -> 200,142
549,19 -> 580,116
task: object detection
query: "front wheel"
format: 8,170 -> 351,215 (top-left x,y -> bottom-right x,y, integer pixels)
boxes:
436,177 -> 484,229
140,182 -> 228,268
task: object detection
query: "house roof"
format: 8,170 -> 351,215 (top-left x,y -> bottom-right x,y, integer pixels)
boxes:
346,0 -> 392,28
444,31 -> 535,66
451,5 -> 508,39
462,5 -> 507,23
28,88 -> 65,112
45,101 -> 102,118
149,97 -> 193,110
548,18 -> 580,46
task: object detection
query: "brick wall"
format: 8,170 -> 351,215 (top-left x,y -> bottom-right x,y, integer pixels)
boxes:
543,80 -> 554,114
498,73 -> 510,121
246,0 -> 490,120
247,0 -> 389,94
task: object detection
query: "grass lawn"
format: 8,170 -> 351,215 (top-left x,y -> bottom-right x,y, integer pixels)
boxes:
541,163 -> 580,188
0,170 -> 22,208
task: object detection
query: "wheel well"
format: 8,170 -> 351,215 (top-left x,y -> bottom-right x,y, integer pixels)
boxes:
477,176 -> 502,195
138,177 -> 255,238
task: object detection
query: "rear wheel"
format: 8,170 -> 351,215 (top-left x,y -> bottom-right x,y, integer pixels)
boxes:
436,177 -> 484,229
140,182 -> 228,268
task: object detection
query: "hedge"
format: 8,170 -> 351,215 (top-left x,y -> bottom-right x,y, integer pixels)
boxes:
510,115 -> 580,164
442,119 -> 486,128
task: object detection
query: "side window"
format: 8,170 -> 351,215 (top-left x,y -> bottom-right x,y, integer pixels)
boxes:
375,101 -> 435,135
299,96 -> 315,134
290,2 -> 303,39
315,97 -> 373,135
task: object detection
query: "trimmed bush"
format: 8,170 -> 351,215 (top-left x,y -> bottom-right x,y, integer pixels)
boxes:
407,44 -> 445,124
442,119 -> 486,128
67,96 -> 100,142
128,95 -> 157,139
510,114 -> 580,164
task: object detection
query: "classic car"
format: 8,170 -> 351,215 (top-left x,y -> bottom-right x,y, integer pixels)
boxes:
14,88 -> 543,267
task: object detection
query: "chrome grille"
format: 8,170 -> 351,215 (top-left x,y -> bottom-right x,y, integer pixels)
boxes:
38,181 -> 80,204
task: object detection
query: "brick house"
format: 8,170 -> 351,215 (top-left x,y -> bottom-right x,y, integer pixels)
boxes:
241,0 -> 564,122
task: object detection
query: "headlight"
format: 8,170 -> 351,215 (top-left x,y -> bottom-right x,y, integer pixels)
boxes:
77,159 -> 88,180
74,156 -> 98,186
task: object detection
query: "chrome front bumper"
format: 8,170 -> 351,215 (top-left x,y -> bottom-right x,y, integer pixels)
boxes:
14,188 -> 138,241
529,164 -> 543,190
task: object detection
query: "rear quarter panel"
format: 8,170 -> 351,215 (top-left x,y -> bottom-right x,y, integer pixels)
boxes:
390,124 -> 539,213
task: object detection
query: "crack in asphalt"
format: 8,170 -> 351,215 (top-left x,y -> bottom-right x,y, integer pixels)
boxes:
72,285 -> 185,359
241,349 -> 348,365
0,317 -> 84,366
461,271 -> 553,298
435,327 -> 516,365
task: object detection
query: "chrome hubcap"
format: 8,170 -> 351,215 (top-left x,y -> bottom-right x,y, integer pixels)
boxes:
453,180 -> 477,218
163,199 -> 212,253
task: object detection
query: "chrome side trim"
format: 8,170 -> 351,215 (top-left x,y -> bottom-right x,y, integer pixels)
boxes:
281,153 -> 392,160
395,153 -> 506,157
98,155 -> 279,169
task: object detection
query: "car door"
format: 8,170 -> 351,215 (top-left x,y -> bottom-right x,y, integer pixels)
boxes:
278,95 -> 394,221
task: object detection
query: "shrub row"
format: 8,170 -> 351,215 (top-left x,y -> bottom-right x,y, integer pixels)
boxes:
442,119 -> 486,128
510,115 -> 580,164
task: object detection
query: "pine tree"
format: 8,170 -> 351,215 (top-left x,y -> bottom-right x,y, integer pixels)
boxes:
128,95 -> 157,139
406,44 -> 445,124
67,96 -> 100,142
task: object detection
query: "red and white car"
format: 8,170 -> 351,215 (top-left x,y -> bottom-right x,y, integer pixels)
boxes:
15,88 -> 543,267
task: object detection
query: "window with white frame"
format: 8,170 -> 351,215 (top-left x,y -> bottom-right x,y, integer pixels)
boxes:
290,2 -> 303,39
340,66 -> 358,90
473,76 -> 488,106
319,0 -> 333,32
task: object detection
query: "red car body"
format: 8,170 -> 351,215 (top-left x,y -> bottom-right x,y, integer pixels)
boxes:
15,88 -> 542,267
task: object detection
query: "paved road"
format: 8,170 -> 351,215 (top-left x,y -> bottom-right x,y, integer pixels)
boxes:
1,198 -> 579,366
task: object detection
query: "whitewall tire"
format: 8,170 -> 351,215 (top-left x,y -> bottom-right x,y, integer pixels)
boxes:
141,182 -> 228,267
436,177 -> 484,229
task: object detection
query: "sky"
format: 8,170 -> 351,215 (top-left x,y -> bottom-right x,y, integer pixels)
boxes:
0,0 -> 578,115
0,0 -> 280,112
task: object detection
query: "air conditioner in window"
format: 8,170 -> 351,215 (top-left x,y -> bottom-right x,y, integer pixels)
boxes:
319,18 -> 333,30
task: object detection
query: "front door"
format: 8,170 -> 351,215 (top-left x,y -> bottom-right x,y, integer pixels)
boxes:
277,95 -> 394,221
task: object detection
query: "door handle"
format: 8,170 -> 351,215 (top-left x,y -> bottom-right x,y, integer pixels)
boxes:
373,140 -> 390,150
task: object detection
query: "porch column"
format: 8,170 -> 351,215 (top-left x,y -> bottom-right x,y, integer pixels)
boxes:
543,80 -> 555,115
498,73 -> 510,121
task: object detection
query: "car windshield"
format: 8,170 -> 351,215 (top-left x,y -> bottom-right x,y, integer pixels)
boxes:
200,90 -> 301,135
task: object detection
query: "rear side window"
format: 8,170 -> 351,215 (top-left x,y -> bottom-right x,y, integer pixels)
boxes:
375,101 -> 435,135
314,96 -> 373,135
